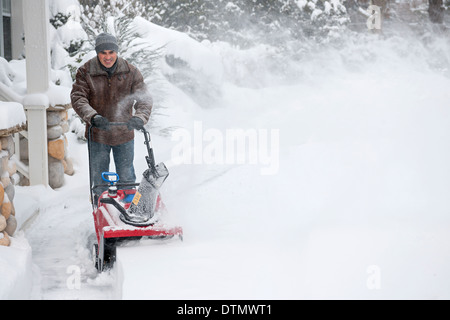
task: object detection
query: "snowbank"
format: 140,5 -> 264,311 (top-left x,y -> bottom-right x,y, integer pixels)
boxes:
0,185 -> 49,300
132,16 -> 224,84
117,32 -> 450,299
0,234 -> 33,300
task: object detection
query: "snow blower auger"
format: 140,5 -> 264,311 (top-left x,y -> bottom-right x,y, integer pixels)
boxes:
88,123 -> 183,272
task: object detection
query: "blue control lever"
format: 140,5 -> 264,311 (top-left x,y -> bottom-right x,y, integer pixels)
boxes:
101,172 -> 119,186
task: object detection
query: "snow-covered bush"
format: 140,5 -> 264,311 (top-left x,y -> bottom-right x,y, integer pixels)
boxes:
141,0 -> 349,46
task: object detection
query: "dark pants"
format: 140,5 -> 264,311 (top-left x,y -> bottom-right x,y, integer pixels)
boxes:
90,139 -> 136,196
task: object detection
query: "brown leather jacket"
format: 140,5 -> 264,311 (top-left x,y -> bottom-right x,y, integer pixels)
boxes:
71,57 -> 152,146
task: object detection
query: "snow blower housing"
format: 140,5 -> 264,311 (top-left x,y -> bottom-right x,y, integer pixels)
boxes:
89,124 -> 183,271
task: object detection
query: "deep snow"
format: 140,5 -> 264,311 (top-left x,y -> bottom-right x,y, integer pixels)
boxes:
2,11 -> 450,299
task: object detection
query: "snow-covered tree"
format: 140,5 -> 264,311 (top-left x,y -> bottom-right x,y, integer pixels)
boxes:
71,0 -> 162,81
140,0 -> 349,46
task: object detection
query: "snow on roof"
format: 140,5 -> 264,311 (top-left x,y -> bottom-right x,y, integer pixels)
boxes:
0,101 -> 26,133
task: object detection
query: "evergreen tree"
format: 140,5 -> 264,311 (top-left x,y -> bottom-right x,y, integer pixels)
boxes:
76,0 -> 162,80
140,0 -> 349,46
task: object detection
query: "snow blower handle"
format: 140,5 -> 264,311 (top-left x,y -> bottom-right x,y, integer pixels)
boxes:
105,122 -> 157,173
142,128 -> 158,173
107,123 -> 158,173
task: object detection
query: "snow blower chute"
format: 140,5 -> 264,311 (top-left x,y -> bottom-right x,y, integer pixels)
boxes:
88,123 -> 183,272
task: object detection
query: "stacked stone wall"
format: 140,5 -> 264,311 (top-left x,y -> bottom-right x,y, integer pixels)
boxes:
0,135 -> 19,246
18,105 -> 74,189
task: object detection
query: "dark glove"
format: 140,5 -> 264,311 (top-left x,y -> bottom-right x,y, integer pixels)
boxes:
127,116 -> 145,130
91,115 -> 110,131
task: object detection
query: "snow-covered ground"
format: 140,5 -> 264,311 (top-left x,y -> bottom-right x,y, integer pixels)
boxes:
2,12 -> 450,299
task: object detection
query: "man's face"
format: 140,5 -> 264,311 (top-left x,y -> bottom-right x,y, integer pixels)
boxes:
98,50 -> 117,68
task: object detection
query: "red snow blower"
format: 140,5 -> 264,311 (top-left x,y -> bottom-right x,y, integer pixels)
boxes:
88,123 -> 183,272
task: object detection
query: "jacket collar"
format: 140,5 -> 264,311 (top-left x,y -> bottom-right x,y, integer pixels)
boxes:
89,57 -> 130,76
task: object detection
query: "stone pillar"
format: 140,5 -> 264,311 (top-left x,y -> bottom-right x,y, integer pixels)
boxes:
47,106 -> 74,189
0,134 -> 20,246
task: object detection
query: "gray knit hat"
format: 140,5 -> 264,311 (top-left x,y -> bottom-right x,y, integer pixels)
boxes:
95,33 -> 119,54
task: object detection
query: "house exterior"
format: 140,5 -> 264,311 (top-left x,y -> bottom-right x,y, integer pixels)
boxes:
0,0 -> 24,62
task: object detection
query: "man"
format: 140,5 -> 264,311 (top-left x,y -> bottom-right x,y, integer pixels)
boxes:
71,33 -> 152,199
